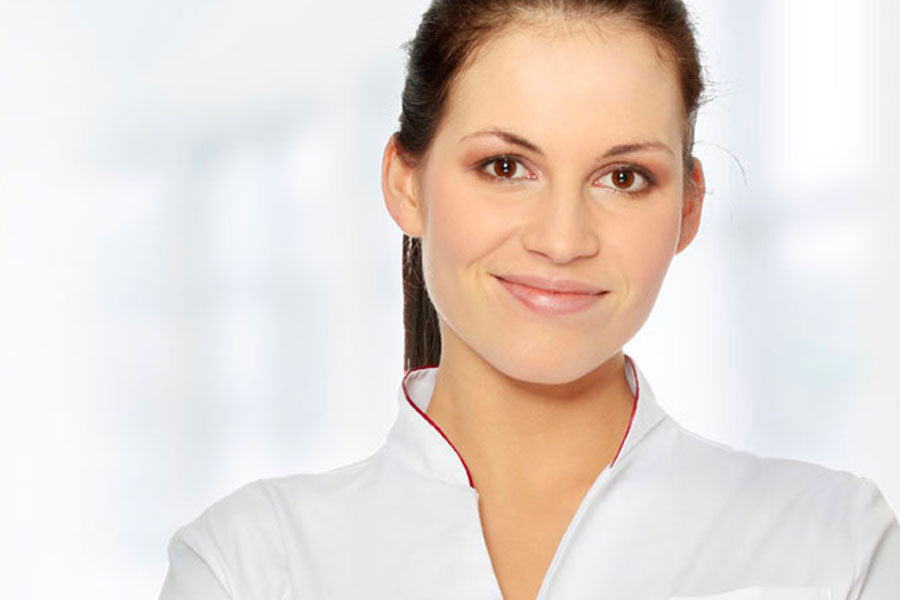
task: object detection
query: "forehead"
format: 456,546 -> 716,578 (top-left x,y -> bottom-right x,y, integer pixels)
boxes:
438,15 -> 684,154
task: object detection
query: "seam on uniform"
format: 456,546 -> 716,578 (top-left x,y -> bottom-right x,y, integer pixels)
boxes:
175,524 -> 236,598
848,475 -> 867,600
259,480 -> 298,600
848,476 -> 890,600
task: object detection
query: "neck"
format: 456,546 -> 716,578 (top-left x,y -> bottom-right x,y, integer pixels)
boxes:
426,342 -> 636,499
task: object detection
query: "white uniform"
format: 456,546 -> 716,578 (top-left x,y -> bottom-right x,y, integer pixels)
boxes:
159,355 -> 900,599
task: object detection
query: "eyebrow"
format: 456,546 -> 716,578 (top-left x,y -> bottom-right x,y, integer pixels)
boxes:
459,128 -> 543,154
458,127 -> 675,159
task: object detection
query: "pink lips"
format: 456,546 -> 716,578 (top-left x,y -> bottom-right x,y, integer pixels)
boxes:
494,274 -> 607,316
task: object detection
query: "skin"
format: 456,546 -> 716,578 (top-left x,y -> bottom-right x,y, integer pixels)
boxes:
382,14 -> 705,600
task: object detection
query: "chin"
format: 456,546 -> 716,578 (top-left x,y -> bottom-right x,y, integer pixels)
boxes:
484,345 -> 616,387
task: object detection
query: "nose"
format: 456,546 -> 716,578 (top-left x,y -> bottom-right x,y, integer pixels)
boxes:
520,184 -> 600,264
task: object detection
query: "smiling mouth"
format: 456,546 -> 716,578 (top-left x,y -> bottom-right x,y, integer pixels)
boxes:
493,274 -> 607,295
494,275 -> 608,316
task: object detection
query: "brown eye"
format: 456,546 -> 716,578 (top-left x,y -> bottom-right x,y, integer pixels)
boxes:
597,167 -> 650,193
494,157 -> 515,177
612,169 -> 635,189
480,156 -> 533,181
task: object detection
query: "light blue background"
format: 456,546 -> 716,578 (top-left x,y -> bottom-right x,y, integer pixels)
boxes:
0,1 -> 897,596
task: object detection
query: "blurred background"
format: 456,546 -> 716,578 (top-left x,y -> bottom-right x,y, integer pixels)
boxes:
0,0 -> 898,596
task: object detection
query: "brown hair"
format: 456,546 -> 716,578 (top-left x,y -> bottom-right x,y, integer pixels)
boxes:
395,0 -> 707,371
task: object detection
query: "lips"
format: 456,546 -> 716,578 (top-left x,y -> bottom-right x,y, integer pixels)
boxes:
493,274 -> 607,316
494,274 -> 607,295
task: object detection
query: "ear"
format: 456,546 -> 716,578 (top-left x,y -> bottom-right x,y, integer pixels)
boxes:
382,133 -> 425,238
675,157 -> 705,255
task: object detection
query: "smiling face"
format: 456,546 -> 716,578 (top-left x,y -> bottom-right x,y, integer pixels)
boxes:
384,14 -> 704,386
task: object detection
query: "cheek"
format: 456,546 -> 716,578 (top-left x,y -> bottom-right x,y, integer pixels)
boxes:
421,170 -> 510,274
612,200 -> 682,291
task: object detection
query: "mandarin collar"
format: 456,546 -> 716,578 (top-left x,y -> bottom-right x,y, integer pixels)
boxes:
382,354 -> 667,488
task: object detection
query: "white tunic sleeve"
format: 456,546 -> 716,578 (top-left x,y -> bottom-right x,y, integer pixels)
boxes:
158,532 -> 232,600
157,480 -> 293,600
852,477 -> 900,599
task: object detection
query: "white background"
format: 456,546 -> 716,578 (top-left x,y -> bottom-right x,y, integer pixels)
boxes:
0,1 -> 897,597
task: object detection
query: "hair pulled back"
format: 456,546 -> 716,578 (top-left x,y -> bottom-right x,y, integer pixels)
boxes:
397,0 -> 706,371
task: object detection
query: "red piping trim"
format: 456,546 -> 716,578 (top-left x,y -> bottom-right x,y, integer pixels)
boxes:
609,355 -> 640,468
402,356 -> 639,485
401,364 -> 475,488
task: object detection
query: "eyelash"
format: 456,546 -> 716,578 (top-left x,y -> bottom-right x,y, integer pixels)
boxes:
475,154 -> 657,195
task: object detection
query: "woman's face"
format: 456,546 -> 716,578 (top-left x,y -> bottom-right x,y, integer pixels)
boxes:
385,16 -> 704,385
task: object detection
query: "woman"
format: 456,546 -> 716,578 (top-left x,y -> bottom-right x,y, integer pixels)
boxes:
160,1 -> 900,598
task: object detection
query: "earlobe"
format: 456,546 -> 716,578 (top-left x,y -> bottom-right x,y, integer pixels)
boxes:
675,157 -> 705,255
382,134 -> 425,238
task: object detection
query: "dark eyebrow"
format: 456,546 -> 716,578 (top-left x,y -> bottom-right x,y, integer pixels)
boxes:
459,127 -> 674,160
601,142 -> 674,159
458,128 -> 544,155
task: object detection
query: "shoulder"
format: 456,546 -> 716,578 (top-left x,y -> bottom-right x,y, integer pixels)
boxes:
165,451 -> 382,599
179,447 -> 381,535
166,478 -> 291,599
652,416 -> 867,501
649,418 -> 900,585
614,417 -> 900,592
638,416 -> 885,535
